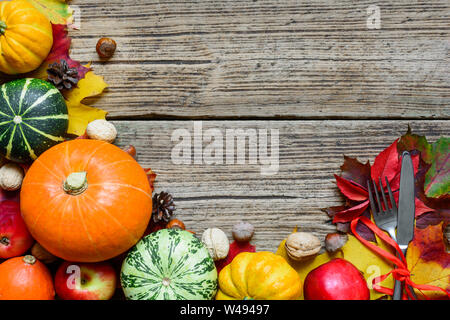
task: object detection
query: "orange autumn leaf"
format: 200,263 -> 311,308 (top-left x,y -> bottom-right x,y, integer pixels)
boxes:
407,223 -> 450,299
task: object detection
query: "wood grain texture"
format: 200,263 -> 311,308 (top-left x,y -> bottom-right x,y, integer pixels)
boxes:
69,0 -> 450,119
111,120 -> 449,251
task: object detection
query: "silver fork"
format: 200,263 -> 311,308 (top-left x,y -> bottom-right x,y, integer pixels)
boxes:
367,177 -> 397,242
367,177 -> 402,299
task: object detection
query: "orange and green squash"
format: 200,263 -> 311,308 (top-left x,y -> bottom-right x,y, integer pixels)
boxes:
0,0 -> 53,74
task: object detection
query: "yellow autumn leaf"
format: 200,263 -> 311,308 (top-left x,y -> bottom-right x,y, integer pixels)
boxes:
407,223 -> 450,299
64,71 -> 108,136
276,234 -> 396,300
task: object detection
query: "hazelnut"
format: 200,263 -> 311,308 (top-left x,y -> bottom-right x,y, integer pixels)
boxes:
86,119 -> 117,143
201,228 -> 229,261
0,163 -> 24,191
325,232 -> 348,253
96,37 -> 117,59
232,221 -> 254,242
285,232 -> 321,261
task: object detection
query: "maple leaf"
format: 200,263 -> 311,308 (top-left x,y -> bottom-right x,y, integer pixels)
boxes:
26,0 -> 73,25
214,241 -> 256,274
63,71 -> 108,136
407,223 -> 450,299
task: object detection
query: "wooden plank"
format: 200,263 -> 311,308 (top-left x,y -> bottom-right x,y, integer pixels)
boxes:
70,0 -> 450,119
111,119 -> 449,251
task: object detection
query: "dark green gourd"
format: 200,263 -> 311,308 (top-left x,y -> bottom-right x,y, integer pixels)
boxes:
0,78 -> 68,163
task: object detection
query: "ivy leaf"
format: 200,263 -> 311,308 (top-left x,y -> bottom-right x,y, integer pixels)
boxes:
407,223 -> 450,299
26,0 -> 73,25
64,71 -> 108,136
424,137 -> 450,198
371,140 -> 400,184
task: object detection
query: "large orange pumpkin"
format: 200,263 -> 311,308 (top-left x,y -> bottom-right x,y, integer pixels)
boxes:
0,255 -> 55,300
0,0 -> 53,74
20,139 -> 152,262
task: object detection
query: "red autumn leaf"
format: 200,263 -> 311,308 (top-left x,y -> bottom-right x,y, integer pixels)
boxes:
332,200 -> 369,223
334,174 -> 368,201
371,139 -> 400,184
215,241 -> 256,274
46,24 -> 90,80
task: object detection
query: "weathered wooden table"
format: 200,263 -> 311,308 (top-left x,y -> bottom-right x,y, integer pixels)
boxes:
70,0 -> 449,251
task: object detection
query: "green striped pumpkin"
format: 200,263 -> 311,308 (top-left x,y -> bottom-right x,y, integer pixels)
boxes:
0,78 -> 68,163
121,229 -> 218,300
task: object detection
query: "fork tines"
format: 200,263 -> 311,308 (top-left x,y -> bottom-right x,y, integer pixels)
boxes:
367,177 -> 397,215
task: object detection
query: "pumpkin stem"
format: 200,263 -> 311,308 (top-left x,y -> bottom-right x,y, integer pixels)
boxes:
162,277 -> 171,287
0,21 -> 6,35
63,171 -> 88,195
23,255 -> 37,265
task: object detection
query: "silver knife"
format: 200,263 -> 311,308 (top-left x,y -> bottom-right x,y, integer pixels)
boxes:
393,151 -> 416,300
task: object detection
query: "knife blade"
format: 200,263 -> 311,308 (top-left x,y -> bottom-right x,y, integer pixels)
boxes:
393,151 -> 416,300
397,151 -> 415,249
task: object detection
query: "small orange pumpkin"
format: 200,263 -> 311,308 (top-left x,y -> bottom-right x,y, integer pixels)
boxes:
0,0 -> 53,74
21,139 -> 152,262
0,255 -> 55,300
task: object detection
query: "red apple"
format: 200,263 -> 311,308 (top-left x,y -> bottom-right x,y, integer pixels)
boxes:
55,261 -> 117,300
304,258 -> 370,300
0,200 -> 34,259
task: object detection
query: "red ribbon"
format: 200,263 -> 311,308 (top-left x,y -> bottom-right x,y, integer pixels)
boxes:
350,216 -> 450,300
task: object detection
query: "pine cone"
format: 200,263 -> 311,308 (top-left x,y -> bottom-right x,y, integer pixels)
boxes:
152,191 -> 175,223
47,59 -> 79,90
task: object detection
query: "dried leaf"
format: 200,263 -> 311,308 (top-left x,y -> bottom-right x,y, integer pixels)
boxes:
26,0 -> 73,25
407,223 -> 450,299
276,234 -> 395,300
64,71 -> 108,136
144,168 -> 157,193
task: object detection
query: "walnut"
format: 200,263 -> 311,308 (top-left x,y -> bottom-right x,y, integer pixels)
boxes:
86,119 -> 117,143
285,232 -> 321,261
0,163 -> 24,191
201,228 -> 230,261
232,221 -> 254,242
